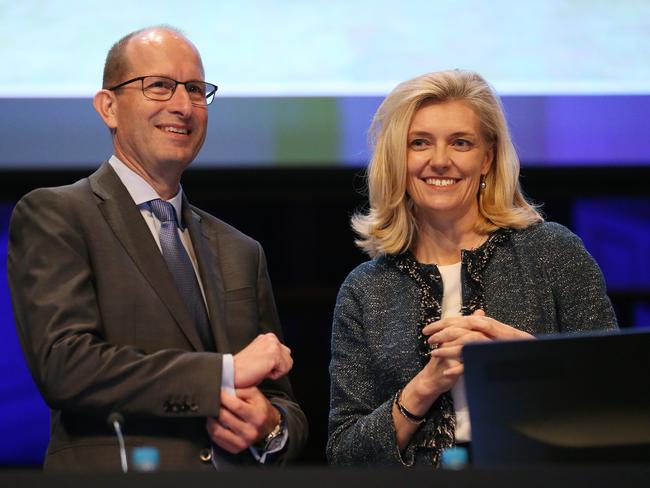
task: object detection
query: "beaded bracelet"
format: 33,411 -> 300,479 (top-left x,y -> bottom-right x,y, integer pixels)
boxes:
394,388 -> 426,424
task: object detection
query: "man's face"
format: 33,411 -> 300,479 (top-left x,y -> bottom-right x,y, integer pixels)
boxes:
109,30 -> 208,179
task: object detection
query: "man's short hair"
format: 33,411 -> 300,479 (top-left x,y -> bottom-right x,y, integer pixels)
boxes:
101,25 -> 185,89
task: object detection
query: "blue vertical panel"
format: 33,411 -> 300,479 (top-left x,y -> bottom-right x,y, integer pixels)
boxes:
505,96 -> 650,166
573,198 -> 650,290
634,302 -> 650,329
502,96 -> 550,164
573,198 -> 650,328
0,203 -> 49,465
338,97 -> 382,167
544,96 -> 650,165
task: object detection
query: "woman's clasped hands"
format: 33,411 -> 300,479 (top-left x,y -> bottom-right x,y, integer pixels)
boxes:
423,310 -> 534,377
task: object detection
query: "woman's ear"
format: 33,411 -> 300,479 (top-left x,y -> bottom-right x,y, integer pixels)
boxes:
482,143 -> 495,174
93,89 -> 118,131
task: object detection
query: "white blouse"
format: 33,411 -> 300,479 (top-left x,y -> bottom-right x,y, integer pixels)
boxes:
437,262 -> 471,442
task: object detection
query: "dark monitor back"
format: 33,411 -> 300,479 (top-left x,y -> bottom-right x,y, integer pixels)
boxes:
464,329 -> 650,466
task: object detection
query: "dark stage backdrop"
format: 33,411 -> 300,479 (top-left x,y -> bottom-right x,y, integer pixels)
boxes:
1,166 -> 649,466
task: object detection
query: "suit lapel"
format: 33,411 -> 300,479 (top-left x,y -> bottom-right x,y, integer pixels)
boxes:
183,198 -> 231,353
89,162 -> 205,351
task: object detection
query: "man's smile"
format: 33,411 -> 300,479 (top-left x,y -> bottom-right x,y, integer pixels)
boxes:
157,124 -> 191,136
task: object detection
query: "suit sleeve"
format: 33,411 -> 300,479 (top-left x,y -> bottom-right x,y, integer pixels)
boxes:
8,189 -> 223,419
253,242 -> 308,463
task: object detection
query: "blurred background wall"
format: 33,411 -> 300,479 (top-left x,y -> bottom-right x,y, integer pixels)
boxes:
1,0 -> 649,466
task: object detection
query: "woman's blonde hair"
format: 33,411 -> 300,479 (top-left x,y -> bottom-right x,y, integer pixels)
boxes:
352,69 -> 543,257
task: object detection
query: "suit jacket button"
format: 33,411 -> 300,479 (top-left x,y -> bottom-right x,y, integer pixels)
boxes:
199,448 -> 212,463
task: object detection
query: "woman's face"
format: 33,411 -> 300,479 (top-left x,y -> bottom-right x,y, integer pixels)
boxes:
406,100 -> 493,224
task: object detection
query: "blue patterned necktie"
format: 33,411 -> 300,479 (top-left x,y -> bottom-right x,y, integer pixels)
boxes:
148,199 -> 216,351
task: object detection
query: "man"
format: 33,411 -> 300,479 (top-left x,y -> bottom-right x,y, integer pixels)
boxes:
8,26 -> 307,471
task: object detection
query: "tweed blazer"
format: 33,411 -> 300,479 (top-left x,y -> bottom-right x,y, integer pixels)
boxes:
327,222 -> 617,466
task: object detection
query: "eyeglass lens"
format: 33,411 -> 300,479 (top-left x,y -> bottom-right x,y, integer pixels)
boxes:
142,76 -> 215,105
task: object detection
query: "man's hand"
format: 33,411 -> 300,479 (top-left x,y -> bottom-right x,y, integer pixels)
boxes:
206,387 -> 281,454
233,333 -> 293,388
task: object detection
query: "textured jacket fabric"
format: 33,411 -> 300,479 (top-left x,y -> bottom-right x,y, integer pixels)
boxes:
327,222 -> 617,466
8,162 -> 307,471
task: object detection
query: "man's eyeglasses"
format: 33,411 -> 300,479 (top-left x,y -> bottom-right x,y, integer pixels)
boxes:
108,76 -> 218,106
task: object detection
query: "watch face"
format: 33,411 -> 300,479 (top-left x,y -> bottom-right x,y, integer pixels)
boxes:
268,422 -> 282,440
262,421 -> 284,452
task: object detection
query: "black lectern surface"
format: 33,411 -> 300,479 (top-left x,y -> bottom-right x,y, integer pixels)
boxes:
464,328 -> 650,466
2,466 -> 650,488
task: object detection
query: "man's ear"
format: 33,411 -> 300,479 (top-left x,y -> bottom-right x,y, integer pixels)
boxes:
93,89 -> 118,130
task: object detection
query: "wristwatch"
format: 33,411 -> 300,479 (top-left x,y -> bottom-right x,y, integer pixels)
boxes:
257,415 -> 284,452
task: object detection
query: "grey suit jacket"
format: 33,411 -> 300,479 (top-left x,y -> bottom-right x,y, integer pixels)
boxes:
8,162 -> 307,471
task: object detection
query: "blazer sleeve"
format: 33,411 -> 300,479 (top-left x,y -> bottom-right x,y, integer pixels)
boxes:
253,242 -> 308,463
8,188 -> 223,419
327,270 -> 408,466
540,223 -> 618,332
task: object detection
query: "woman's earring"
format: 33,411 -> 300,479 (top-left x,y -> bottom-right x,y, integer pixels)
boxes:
480,175 -> 487,190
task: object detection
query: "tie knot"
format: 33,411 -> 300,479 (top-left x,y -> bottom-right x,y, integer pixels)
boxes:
149,199 -> 178,226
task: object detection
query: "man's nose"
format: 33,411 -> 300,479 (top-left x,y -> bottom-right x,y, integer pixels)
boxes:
167,84 -> 193,116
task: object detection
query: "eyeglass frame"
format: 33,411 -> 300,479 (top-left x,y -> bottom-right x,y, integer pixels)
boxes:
108,75 -> 218,106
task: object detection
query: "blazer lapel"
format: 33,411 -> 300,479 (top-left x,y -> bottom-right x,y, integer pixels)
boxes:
183,198 -> 231,354
89,162 -> 205,351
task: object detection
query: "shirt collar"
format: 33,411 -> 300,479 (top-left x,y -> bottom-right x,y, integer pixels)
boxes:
108,155 -> 184,227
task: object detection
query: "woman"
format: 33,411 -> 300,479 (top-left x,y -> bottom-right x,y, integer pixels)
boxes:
327,70 -> 617,466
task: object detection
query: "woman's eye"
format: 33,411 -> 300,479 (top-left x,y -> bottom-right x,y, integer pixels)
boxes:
452,139 -> 473,150
409,139 -> 428,149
